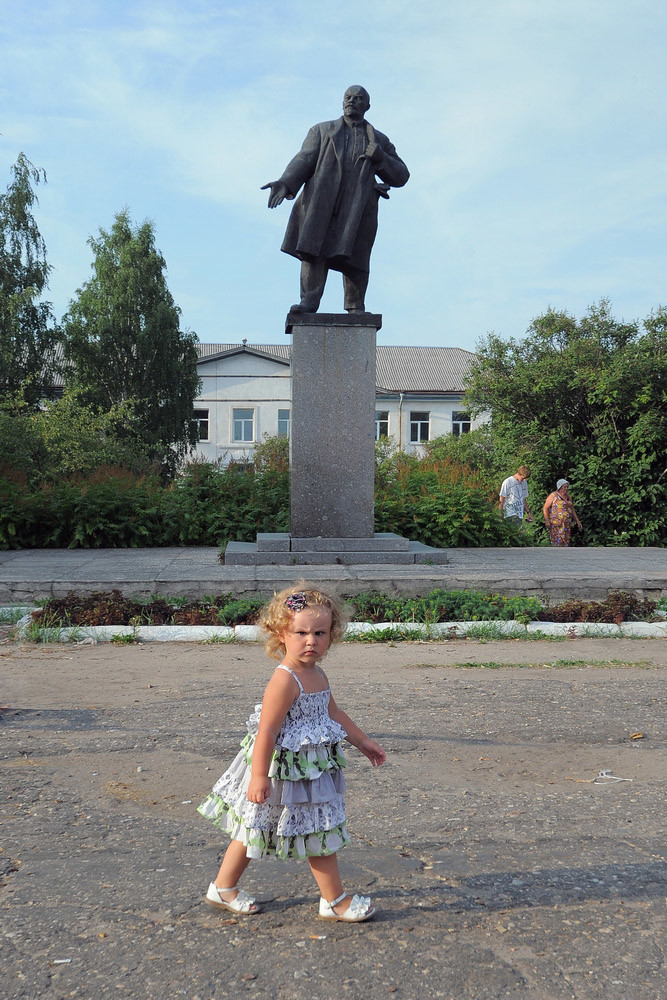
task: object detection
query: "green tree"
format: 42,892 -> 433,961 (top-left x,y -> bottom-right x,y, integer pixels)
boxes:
0,153 -> 60,405
0,387 -> 154,486
33,389 -> 153,481
63,210 -> 201,473
464,300 -> 667,545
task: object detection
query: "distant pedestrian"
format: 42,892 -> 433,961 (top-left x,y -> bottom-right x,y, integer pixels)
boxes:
499,465 -> 533,523
197,584 -> 385,922
543,479 -> 582,547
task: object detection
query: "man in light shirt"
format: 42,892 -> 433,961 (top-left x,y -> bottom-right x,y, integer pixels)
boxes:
499,465 -> 533,523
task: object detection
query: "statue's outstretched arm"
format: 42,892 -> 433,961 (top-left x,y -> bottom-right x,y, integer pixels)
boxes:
260,181 -> 292,208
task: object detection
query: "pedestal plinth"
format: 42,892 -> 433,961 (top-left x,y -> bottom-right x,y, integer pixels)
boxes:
289,312 -> 379,537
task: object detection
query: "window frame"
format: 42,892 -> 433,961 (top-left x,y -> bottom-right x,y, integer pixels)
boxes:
277,408 -> 290,439
232,407 -> 255,443
375,409 -> 389,440
452,410 -> 471,436
409,410 -> 430,443
193,407 -> 210,442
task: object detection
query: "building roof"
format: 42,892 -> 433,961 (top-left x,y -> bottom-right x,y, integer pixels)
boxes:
198,342 -> 291,362
47,341 -> 477,394
197,343 -> 476,393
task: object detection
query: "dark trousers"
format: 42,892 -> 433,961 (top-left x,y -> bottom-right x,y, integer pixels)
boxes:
298,257 -> 369,312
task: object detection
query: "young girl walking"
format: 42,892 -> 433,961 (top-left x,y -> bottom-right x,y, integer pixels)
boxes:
197,585 -> 386,922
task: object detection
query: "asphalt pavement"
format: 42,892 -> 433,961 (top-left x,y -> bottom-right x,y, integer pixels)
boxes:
1,640 -> 665,999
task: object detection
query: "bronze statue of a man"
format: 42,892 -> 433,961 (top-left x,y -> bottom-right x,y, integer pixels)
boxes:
262,85 -> 409,314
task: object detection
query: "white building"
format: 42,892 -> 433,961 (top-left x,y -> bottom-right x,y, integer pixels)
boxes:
193,342 -> 486,464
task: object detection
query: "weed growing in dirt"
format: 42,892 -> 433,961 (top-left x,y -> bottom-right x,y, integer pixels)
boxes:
110,631 -> 139,644
344,626 -> 428,643
22,613 -> 82,643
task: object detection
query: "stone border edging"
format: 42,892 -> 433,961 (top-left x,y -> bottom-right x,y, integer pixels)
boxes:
10,612 -> 667,642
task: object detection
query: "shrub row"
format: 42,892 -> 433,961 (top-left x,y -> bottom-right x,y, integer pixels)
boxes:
31,588 -> 657,627
0,464 -> 289,549
0,454 -> 525,549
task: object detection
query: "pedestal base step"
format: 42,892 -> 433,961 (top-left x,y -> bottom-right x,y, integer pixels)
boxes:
224,533 -> 448,566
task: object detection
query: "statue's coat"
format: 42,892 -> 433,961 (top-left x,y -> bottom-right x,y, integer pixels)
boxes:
279,117 -> 409,274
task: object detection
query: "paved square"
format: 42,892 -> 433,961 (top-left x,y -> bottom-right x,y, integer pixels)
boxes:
2,639 -> 665,999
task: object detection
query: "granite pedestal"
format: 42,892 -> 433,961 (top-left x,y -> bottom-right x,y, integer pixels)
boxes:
223,312 -> 448,566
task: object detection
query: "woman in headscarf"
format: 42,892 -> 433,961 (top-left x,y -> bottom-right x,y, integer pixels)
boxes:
543,479 -> 583,547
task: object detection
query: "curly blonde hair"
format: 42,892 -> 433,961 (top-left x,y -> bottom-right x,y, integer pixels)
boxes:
258,581 -> 349,661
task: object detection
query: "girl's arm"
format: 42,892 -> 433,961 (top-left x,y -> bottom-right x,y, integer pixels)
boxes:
328,691 -> 386,767
247,671 -> 298,802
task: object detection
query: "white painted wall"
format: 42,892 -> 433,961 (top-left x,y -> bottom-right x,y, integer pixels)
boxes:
374,397 -> 487,457
191,350 -> 489,464
193,353 -> 291,463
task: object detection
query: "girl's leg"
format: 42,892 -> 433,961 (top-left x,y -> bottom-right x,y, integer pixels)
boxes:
213,838 -> 253,904
309,853 -> 364,915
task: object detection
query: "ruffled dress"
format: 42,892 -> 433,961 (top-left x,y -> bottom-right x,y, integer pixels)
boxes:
197,664 -> 350,860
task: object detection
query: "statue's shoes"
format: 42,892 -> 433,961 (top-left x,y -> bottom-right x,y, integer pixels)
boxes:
289,302 -> 316,314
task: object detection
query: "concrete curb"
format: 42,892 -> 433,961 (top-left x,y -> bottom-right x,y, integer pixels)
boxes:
12,613 -> 667,643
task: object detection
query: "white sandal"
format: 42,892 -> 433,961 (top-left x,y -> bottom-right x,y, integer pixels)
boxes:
319,891 -> 376,922
205,883 -> 261,914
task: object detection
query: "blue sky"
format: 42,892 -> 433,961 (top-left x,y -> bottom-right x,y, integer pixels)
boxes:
3,0 -> 667,350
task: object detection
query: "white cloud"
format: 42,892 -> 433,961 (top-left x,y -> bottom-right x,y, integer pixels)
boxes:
2,0 -> 667,345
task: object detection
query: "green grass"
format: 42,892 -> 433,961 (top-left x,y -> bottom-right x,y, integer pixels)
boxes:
344,626 -> 428,643
342,623 -> 658,646
0,607 -> 31,624
110,631 -> 140,645
21,614 -> 82,644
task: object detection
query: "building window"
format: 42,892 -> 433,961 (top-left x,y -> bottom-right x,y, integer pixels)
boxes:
410,410 -> 430,443
232,407 -> 254,442
375,410 -> 389,439
452,411 -> 471,436
277,408 -> 290,438
193,408 -> 209,442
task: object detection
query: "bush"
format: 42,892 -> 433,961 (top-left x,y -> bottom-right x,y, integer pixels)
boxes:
347,588 -> 544,623
253,434 -> 289,473
0,446 -> 528,550
33,590 -> 265,627
166,461 -> 289,547
537,590 -> 656,624
216,597 -> 265,625
464,302 -> 667,547
0,461 -> 289,549
375,451 -> 525,547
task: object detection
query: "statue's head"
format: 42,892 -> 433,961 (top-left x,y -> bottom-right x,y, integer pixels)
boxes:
342,85 -> 370,121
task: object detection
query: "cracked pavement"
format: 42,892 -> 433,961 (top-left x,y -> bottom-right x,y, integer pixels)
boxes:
1,638 -> 665,999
